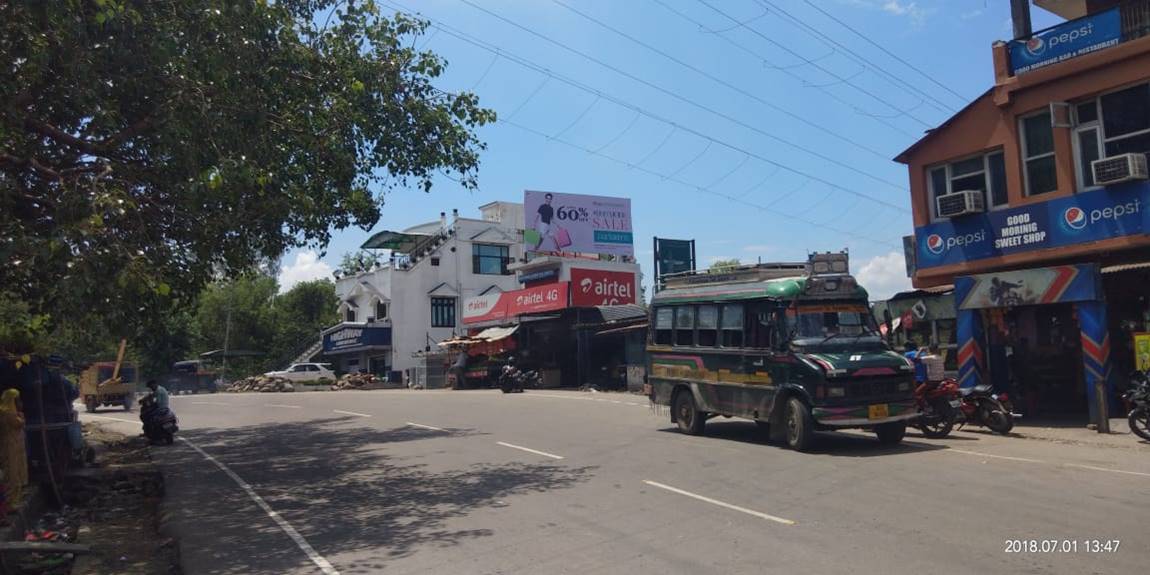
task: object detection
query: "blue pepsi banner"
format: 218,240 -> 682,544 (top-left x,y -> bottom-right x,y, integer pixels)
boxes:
1009,8 -> 1120,75
915,181 -> 1148,269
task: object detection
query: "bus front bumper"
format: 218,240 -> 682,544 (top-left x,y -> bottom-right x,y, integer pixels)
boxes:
812,401 -> 920,427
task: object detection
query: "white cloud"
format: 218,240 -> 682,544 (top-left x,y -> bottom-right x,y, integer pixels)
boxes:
883,1 -> 927,24
856,251 -> 913,301
278,250 -> 334,293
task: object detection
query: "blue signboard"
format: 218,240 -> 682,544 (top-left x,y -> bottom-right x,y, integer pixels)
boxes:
322,325 -> 392,354
954,264 -> 1100,310
915,181 -> 1148,270
1009,8 -> 1120,75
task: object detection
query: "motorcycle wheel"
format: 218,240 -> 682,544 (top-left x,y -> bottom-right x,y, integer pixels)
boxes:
1128,407 -> 1150,441
918,403 -> 956,439
979,402 -> 1014,434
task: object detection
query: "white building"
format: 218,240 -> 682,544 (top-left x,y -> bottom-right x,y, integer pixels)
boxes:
321,202 -> 526,377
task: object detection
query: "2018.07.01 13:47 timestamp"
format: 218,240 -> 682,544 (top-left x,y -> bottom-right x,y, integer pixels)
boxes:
1004,540 -> 1121,553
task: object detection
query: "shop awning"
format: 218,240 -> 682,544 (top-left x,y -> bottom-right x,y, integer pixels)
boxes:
595,322 -> 647,337
474,325 -> 519,342
360,230 -> 426,251
1102,261 -> 1150,274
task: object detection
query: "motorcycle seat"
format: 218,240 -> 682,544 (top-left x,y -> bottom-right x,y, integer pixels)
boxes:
960,383 -> 994,396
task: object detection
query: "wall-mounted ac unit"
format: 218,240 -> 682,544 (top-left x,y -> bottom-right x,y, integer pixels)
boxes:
936,190 -> 985,218
1092,153 -> 1148,186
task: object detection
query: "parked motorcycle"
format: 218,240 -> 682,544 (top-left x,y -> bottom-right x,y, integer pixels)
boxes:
499,362 -> 540,394
1124,370 -> 1150,441
913,378 -> 1014,436
139,393 -> 179,445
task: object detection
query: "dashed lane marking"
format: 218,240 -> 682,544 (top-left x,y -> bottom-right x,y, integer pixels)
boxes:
406,422 -> 446,432
265,404 -> 302,409
643,480 -> 795,525
333,410 -> 371,418
496,441 -> 564,460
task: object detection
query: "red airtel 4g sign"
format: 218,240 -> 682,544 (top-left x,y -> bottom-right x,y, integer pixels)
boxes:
571,268 -> 636,306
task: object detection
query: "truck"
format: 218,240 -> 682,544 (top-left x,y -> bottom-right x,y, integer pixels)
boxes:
646,252 -> 918,451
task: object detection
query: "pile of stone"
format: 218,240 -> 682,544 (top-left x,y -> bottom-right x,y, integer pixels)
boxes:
331,372 -> 379,391
225,375 -> 295,393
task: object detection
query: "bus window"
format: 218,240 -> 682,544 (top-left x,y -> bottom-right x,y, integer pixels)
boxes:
675,306 -> 695,346
654,308 -> 673,345
720,304 -> 744,347
697,305 -> 718,346
748,304 -> 778,349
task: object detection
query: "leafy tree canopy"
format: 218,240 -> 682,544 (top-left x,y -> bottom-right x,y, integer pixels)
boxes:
708,258 -> 741,272
338,250 -> 383,276
0,0 -> 495,351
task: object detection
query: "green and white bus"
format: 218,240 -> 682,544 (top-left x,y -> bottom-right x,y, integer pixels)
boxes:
646,252 -> 918,451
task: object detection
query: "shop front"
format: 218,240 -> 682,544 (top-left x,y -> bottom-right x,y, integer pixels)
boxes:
321,323 -> 393,379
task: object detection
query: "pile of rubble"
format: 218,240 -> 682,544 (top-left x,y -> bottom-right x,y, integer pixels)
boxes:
331,372 -> 379,391
224,375 -> 295,393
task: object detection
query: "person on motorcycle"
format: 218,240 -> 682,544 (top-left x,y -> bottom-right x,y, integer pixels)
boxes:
904,342 -> 927,385
141,379 -> 175,443
146,379 -> 170,410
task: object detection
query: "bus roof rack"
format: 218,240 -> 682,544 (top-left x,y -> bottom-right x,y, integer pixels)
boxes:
659,251 -> 850,289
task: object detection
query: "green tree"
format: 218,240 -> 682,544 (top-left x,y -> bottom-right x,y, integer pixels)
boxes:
271,279 -> 338,368
193,275 -> 280,377
709,258 -> 742,272
0,1 -> 495,350
338,250 -> 383,276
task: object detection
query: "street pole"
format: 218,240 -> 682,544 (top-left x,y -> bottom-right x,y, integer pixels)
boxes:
222,293 -> 232,385
1095,380 -> 1110,433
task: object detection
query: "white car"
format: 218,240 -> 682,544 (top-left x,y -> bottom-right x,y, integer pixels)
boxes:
264,363 -> 336,382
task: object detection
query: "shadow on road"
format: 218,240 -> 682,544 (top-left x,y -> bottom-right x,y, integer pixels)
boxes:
658,420 -> 949,457
159,417 -> 595,575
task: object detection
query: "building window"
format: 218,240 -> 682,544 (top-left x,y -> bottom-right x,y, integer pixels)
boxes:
674,306 -> 695,347
430,257 -> 440,267
1020,111 -> 1058,196
374,300 -> 387,321
720,304 -> 744,348
472,244 -> 510,275
697,305 -> 718,347
345,307 -> 356,323
927,151 -> 1008,220
1100,83 -> 1150,156
430,297 -> 455,328
654,307 -> 673,345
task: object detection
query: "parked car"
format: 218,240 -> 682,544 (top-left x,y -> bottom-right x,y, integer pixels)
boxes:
264,363 -> 336,382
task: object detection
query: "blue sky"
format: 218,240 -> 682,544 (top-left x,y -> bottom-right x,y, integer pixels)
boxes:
278,0 -> 1065,299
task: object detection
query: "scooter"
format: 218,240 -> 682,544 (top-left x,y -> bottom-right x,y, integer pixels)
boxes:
139,393 -> 179,445
1124,370 -> 1150,441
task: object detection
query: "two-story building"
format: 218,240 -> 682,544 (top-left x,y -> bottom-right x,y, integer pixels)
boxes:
321,202 -> 525,378
897,0 -> 1150,423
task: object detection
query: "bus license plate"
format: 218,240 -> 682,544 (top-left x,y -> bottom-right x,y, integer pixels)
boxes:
868,404 -> 889,420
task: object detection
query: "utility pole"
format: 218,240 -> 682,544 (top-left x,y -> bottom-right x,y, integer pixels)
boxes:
222,289 -> 233,385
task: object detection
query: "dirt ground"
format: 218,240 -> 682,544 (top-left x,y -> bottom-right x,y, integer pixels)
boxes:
4,423 -> 182,575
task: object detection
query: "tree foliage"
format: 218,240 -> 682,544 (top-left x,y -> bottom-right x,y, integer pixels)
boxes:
0,0 -> 495,350
708,258 -> 741,272
338,250 -> 383,276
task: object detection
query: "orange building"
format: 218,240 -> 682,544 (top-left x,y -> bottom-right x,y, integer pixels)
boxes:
895,1 -> 1150,423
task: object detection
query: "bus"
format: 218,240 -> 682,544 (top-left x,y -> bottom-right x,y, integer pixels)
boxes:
646,252 -> 918,451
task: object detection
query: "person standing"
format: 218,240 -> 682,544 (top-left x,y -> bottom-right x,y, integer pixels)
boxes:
532,193 -> 555,250
0,389 -> 28,506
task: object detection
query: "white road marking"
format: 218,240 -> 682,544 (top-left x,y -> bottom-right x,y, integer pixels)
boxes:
1063,463 -> 1150,478
333,410 -> 371,418
179,437 -> 340,575
190,401 -> 230,406
406,422 -> 446,432
496,441 -> 564,460
643,480 -> 795,526
526,393 -> 647,407
947,449 -> 1045,464
265,404 -> 301,409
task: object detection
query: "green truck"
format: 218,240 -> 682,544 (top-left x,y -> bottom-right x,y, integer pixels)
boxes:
646,252 -> 918,451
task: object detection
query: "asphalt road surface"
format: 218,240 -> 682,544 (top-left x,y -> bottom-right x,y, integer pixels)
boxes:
84,389 -> 1149,575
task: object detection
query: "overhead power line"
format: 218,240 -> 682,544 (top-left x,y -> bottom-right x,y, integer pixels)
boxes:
799,0 -> 971,106
752,0 -> 957,115
393,0 -> 911,212
691,0 -> 935,128
448,0 -> 911,201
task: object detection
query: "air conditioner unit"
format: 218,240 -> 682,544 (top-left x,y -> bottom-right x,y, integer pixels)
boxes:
936,190 -> 985,218
1092,153 -> 1148,186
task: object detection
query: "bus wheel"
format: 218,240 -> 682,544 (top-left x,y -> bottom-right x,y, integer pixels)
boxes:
673,390 -> 705,436
875,421 -> 907,445
784,398 -> 814,451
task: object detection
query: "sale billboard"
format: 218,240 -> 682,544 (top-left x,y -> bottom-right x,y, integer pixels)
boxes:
571,268 -> 637,307
523,190 -> 633,257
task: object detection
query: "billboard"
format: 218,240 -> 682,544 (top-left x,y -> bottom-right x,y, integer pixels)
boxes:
1009,8 -> 1120,75
954,264 -> 1100,310
655,237 -> 694,277
571,268 -> 637,307
462,283 -> 570,325
523,190 -> 633,256
914,181 -> 1148,270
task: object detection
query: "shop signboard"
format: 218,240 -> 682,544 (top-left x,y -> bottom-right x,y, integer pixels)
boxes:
518,267 -> 560,285
462,283 -> 570,324
1008,8 -> 1120,75
915,181 -> 1148,270
954,264 -> 1100,310
655,237 -> 695,277
523,190 -> 633,256
462,292 -> 508,325
1135,332 -> 1150,371
322,325 -> 392,354
571,268 -> 637,307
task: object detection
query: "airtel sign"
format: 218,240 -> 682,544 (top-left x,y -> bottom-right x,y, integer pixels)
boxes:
571,269 -> 636,306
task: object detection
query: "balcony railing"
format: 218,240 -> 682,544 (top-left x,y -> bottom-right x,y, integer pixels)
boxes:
1123,0 -> 1150,41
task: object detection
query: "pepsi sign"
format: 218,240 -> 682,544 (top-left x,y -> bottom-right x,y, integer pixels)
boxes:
1008,8 -> 1120,75
915,181 -> 1150,270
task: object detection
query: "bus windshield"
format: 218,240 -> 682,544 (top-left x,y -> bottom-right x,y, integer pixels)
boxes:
788,304 -> 877,340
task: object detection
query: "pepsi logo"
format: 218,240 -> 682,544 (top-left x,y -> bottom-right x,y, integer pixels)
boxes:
1063,207 -> 1087,230
1025,36 -> 1045,57
926,234 -> 945,255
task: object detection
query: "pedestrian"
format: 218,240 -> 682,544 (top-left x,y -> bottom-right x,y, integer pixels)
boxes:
904,341 -> 927,385
0,389 -> 28,506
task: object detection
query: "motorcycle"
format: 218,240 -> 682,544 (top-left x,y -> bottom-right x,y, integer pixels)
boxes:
499,365 -> 540,394
139,393 -> 179,445
1124,370 -> 1150,441
913,378 -> 1015,437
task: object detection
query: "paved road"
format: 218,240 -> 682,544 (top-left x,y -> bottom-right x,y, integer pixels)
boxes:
84,389 -> 1149,575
